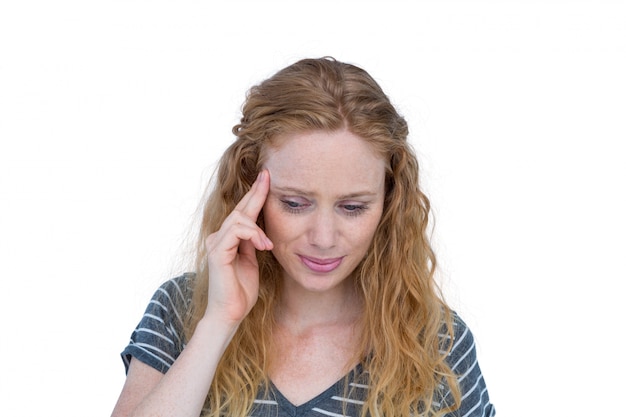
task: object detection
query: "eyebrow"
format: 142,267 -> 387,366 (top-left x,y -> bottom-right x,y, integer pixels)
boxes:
271,185 -> 380,200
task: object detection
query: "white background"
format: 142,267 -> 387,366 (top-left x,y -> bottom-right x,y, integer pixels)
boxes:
1,1 -> 625,416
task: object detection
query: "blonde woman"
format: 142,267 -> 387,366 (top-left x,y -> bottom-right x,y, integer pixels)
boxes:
112,57 -> 495,417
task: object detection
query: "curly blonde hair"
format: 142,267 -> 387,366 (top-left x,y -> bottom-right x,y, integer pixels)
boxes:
184,57 -> 461,416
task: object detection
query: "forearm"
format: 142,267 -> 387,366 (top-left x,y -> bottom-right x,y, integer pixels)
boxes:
130,316 -> 238,417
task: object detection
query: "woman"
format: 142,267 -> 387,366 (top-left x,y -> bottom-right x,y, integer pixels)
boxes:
111,57 -> 495,417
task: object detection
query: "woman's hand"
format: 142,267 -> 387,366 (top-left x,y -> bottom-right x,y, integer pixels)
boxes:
204,170 -> 273,325
111,173 -> 272,417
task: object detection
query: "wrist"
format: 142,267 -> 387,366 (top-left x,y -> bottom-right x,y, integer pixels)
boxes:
194,314 -> 240,349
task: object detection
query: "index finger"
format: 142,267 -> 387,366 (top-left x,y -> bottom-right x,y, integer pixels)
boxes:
234,169 -> 270,219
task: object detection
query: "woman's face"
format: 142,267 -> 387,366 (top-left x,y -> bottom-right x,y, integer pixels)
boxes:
262,129 -> 386,294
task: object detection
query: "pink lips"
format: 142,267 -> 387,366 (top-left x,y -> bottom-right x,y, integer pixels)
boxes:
299,255 -> 343,273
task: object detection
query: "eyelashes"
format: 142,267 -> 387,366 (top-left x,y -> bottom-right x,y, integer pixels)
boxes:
280,199 -> 307,214
279,199 -> 369,217
341,204 -> 369,217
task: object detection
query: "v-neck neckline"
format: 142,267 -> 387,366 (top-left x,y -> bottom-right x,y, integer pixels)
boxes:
268,363 -> 364,413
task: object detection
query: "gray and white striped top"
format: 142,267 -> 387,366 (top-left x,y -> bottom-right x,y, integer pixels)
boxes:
121,275 -> 495,416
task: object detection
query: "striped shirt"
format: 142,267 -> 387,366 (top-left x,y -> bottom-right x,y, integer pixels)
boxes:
121,275 -> 495,416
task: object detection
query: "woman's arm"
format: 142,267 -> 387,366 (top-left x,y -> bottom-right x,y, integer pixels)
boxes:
110,171 -> 272,417
111,316 -> 238,417
111,358 -> 164,417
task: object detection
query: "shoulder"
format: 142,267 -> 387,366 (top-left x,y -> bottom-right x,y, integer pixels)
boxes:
441,312 -> 482,378
447,313 -> 476,365
144,273 -> 196,329
121,273 -> 196,374
442,312 -> 496,416
152,273 -> 195,306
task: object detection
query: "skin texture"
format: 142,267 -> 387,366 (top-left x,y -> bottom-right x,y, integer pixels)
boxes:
111,129 -> 387,415
262,129 -> 387,404
112,170 -> 273,417
263,129 -> 385,299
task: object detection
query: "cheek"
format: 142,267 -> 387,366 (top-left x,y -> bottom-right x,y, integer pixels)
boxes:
262,202 -> 291,242
356,211 -> 383,247
358,226 -> 377,248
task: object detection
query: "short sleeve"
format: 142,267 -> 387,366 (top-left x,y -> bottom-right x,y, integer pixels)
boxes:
441,314 -> 496,416
120,274 -> 193,374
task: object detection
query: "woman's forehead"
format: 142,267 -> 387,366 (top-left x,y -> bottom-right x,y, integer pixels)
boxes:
262,130 -> 386,195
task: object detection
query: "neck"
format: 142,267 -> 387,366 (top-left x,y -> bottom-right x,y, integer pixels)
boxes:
275,277 -> 363,332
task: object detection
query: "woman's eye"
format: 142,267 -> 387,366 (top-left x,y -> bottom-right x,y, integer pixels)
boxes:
342,204 -> 368,216
280,199 -> 308,213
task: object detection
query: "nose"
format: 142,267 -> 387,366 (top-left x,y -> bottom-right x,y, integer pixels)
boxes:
308,208 -> 337,249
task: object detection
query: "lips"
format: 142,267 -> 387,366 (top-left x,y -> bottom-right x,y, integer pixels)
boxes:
299,255 -> 343,273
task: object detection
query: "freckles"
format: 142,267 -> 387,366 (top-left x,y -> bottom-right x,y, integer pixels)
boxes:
263,200 -> 292,240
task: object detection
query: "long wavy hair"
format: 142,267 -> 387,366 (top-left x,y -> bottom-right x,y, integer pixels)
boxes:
184,57 -> 461,416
